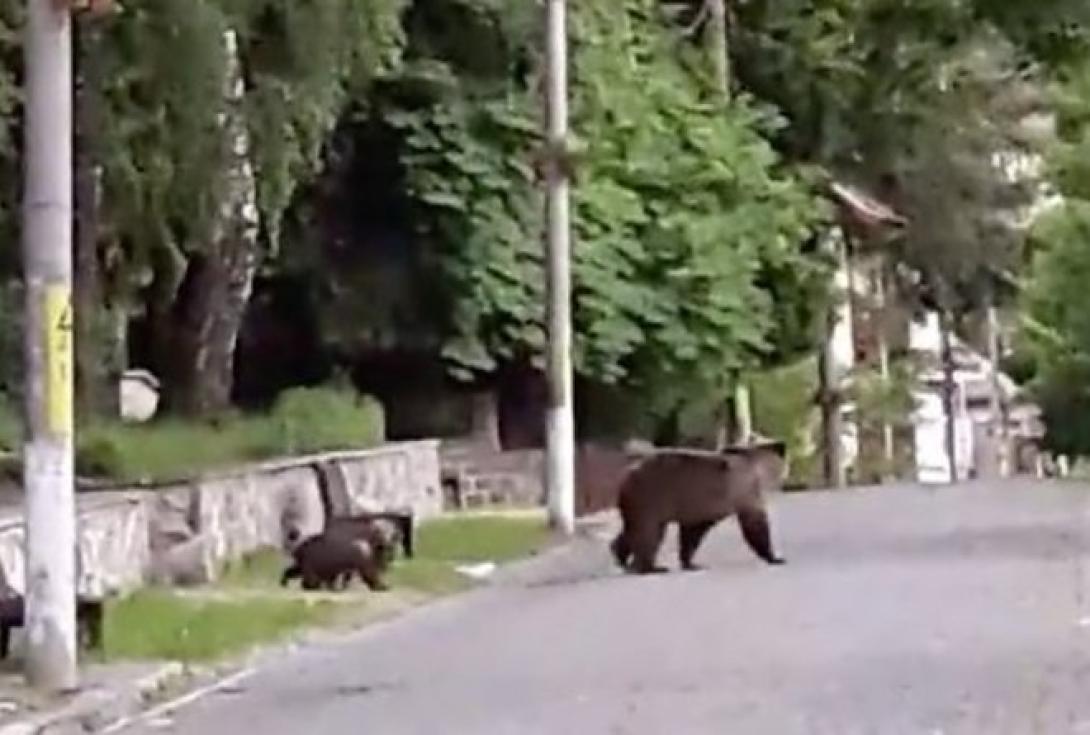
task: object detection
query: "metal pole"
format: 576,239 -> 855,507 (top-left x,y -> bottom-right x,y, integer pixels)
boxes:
543,0 -> 575,535
985,300 -> 1009,478
733,381 -> 752,443
875,265 -> 895,479
939,309 -> 958,484
22,0 -> 78,691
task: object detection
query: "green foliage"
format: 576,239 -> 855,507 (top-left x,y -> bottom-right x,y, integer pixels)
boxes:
387,512 -> 552,593
1021,58 -> 1090,456
76,385 -> 384,481
2,0 -> 1080,446
233,0 -> 407,247
386,0 -> 827,392
385,63 -> 544,378
847,360 -> 918,481
95,0 -> 230,278
1023,201 -> 1090,454
266,385 -> 385,455
570,0 -> 827,388
93,0 -> 407,307
729,0 -> 1046,318
219,512 -> 550,596
103,512 -> 550,662
410,513 -> 551,563
847,360 -> 918,427
750,356 -> 821,485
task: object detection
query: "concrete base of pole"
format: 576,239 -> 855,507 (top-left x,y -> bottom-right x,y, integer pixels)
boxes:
545,406 -> 575,536
23,441 -> 78,692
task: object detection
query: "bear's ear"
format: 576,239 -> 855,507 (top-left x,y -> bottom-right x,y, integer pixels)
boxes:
765,440 -> 787,459
721,439 -> 786,460
719,452 -> 744,473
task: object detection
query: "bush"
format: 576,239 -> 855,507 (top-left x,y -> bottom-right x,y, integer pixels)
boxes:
77,420 -> 260,481
76,385 -> 385,482
750,357 -> 821,486
265,386 -> 385,456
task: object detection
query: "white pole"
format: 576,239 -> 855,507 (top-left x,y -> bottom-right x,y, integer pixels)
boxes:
22,0 -> 78,690
986,301 -> 1009,478
544,0 -> 575,534
876,265 -> 895,478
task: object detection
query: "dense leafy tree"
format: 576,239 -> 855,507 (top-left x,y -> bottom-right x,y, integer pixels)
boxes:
0,0 -> 1083,450
1022,62 -> 1090,454
349,0 -> 827,400
91,0 -> 406,413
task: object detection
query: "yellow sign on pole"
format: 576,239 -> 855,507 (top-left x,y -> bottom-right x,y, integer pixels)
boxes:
43,285 -> 73,437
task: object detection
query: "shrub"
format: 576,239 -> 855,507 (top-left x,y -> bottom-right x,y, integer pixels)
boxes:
76,385 -> 385,482
750,356 -> 821,486
264,385 -> 385,456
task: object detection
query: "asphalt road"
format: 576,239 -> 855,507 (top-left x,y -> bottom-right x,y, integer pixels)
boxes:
124,480 -> 1090,735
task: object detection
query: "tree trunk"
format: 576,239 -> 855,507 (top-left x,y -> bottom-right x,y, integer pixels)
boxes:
939,310 -> 958,484
818,229 -> 855,488
73,18 -> 112,419
705,0 -> 749,446
706,0 -> 730,98
818,340 -> 841,488
155,29 -> 260,417
715,394 -> 733,450
733,379 -> 752,443
469,389 -> 501,451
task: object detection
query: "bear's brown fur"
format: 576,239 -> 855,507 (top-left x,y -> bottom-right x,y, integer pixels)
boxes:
281,531 -> 389,592
326,511 -> 414,566
609,442 -> 787,574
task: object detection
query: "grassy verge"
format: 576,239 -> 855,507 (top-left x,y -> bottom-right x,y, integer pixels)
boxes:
75,385 -> 384,483
98,591 -> 339,663
98,512 -> 553,663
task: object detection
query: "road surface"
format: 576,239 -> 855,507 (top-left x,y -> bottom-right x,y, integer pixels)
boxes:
123,480 -> 1090,734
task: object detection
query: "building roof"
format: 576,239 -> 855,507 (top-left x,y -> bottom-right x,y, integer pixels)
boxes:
826,180 -> 908,231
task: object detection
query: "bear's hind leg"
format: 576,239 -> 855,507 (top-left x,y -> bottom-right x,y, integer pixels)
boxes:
678,520 -> 716,570
610,531 -> 632,569
630,520 -> 668,574
736,506 -> 786,565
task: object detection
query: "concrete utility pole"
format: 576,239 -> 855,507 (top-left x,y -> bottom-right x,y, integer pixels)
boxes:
938,310 -> 958,484
985,299 -> 1009,478
22,0 -> 78,690
875,265 -> 896,480
704,0 -> 754,446
543,0 -> 575,535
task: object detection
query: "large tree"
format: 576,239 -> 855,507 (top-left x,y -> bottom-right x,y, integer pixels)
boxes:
300,0 -> 828,422
92,0 -> 406,415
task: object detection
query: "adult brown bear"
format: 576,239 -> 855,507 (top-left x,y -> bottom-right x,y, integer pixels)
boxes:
609,442 -> 787,574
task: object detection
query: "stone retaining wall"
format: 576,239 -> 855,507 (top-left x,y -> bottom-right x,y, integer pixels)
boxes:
439,444 -> 544,509
0,440 -> 441,596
